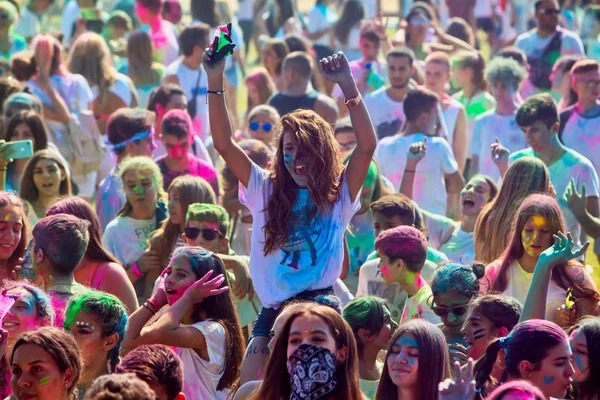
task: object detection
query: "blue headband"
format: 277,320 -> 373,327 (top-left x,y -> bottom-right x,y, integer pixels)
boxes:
112,129 -> 154,150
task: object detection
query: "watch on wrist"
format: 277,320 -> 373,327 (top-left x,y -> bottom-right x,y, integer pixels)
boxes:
345,93 -> 362,110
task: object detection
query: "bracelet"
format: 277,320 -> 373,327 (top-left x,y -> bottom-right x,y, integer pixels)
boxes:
142,302 -> 156,314
130,263 -> 143,278
207,89 -> 225,95
146,298 -> 159,312
404,169 -> 416,173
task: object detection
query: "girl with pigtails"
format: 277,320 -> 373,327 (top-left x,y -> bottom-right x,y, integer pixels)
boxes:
203,43 -> 377,384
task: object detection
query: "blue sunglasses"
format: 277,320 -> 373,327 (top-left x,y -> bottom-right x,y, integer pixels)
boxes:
249,122 -> 273,132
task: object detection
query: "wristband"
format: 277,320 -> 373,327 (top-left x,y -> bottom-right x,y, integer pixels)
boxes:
146,298 -> 159,312
142,302 -> 156,314
207,89 -> 225,95
404,169 -> 416,173
130,263 -> 143,278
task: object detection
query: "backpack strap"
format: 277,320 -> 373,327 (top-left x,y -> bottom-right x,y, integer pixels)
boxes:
558,106 -> 577,143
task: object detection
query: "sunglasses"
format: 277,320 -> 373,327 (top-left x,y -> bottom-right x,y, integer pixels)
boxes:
249,122 -> 273,132
539,8 -> 560,15
184,227 -> 224,241
431,304 -> 469,318
410,16 -> 430,26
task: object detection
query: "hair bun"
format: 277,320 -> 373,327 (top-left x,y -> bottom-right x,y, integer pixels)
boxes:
472,262 -> 486,279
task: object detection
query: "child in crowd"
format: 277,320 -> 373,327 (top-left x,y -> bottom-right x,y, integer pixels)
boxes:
31,213 -> 90,328
98,108 -> 156,231
117,344 -> 186,400
63,290 -> 128,397
123,247 -> 244,400
374,225 -> 441,325
154,109 -> 219,196
102,156 -> 167,301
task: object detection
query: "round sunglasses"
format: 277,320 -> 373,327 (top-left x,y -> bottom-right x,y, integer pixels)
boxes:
249,122 -> 273,132
184,227 -> 224,241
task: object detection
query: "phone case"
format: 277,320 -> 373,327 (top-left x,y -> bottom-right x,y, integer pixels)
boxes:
7,140 -> 33,159
205,23 -> 236,65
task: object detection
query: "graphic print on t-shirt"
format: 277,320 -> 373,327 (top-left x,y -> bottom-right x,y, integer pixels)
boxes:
281,193 -> 324,269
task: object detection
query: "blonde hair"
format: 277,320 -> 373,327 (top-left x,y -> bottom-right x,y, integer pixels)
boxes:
67,32 -> 117,107
117,156 -> 166,217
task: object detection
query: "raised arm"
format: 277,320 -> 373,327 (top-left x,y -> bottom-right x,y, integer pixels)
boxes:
565,180 -> 600,239
203,46 -> 253,188
520,232 -> 588,322
320,52 -> 377,202
399,139 -> 427,199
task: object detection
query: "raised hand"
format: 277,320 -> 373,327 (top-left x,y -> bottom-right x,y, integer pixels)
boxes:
182,270 -> 229,304
563,179 -> 587,218
372,14 -> 389,41
318,52 -> 353,87
539,232 -> 589,269
448,343 -> 469,366
0,140 -> 15,169
490,137 -> 509,168
202,37 -> 227,81
407,138 -> 427,167
439,359 -> 476,400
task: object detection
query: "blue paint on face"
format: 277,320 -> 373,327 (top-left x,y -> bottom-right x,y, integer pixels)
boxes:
574,353 -> 584,373
543,375 -> 555,385
284,152 -> 293,168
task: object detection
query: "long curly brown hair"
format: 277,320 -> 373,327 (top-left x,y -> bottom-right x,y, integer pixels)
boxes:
262,110 -> 343,256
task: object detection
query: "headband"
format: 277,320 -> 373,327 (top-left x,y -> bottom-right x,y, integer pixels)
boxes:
112,129 -> 154,150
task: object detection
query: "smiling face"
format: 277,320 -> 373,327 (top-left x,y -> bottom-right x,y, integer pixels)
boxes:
432,291 -> 471,335
67,312 -> 106,370
11,344 -> 72,400
168,188 -> 183,226
123,169 -> 158,215
287,314 -> 339,359
570,328 -> 589,384
0,205 -> 23,262
521,215 -> 553,258
460,306 -> 502,360
164,255 -> 197,306
461,176 -> 492,217
3,288 -> 41,348
282,132 -> 311,188
387,333 -> 419,388
33,158 -> 64,198
526,340 -> 574,399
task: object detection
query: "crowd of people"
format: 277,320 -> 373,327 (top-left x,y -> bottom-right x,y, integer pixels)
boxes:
0,0 -> 597,399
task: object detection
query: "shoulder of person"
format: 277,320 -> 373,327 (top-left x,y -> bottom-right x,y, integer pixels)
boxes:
564,148 -> 595,170
475,108 -> 496,122
509,147 -> 532,162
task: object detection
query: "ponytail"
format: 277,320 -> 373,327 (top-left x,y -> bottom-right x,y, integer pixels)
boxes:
474,337 -> 504,394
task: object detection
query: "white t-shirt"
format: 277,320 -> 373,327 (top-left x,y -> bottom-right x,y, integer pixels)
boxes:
470,110 -> 527,182
364,88 -> 405,140
515,28 -> 584,97
239,162 -> 361,308
399,283 -> 442,326
560,108 -> 600,178
163,60 -> 210,141
27,74 -> 94,157
307,5 -> 337,47
91,73 -> 137,107
483,260 -> 566,321
175,320 -> 226,400
441,98 -> 464,146
375,133 -> 459,215
356,258 -> 437,322
424,211 -> 474,263
102,215 -> 157,267
14,7 -> 48,40
509,148 -> 600,247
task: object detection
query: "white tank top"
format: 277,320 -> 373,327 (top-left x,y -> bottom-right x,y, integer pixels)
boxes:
442,100 -> 462,145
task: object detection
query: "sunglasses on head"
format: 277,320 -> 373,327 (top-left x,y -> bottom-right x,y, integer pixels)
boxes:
249,122 -> 273,132
539,8 -> 560,15
184,227 -> 224,241
431,304 -> 469,318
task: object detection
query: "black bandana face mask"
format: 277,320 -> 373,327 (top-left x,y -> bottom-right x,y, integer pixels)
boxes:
287,343 -> 337,400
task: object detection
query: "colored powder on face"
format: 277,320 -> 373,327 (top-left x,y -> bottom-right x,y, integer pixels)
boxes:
397,336 -> 418,348
574,353 -> 584,373
543,375 -> 555,385
283,153 -> 292,168
531,215 -> 547,227
39,376 -> 50,386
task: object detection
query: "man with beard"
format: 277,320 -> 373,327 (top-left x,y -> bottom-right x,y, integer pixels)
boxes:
364,47 -> 415,140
